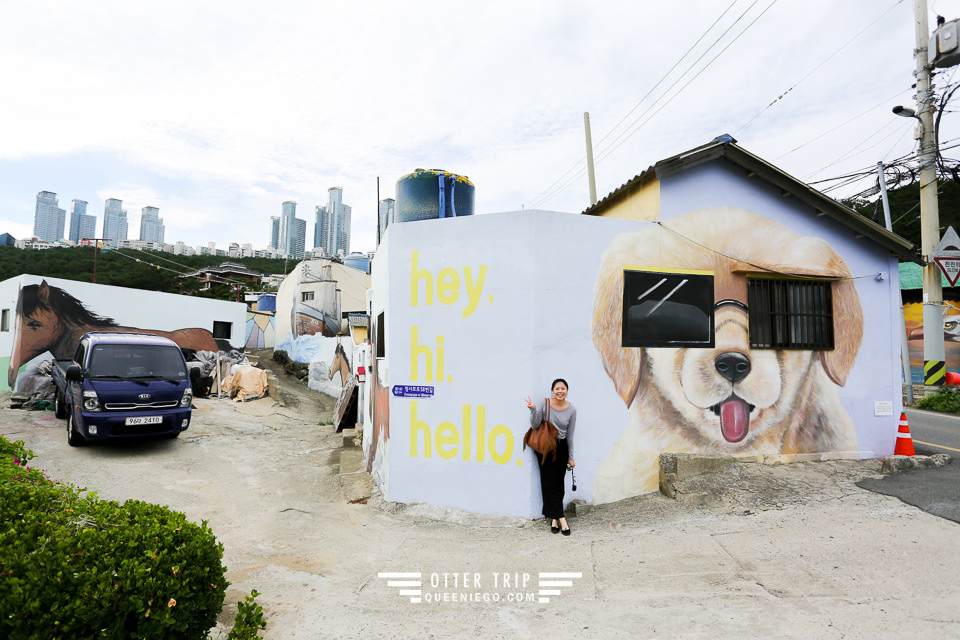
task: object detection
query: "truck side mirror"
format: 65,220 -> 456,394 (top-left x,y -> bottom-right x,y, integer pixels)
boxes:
65,364 -> 84,382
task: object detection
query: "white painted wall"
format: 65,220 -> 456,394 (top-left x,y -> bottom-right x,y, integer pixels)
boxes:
2,274 -> 246,391
374,211 -> 638,517
371,200 -> 904,518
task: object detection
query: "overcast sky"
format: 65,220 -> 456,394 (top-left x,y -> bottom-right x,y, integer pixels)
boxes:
1,0 -> 957,254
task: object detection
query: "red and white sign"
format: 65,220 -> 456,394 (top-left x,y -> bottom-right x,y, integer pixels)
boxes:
933,227 -> 960,286
934,257 -> 960,286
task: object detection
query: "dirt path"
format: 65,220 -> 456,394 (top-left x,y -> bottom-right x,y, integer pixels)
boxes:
3,365 -> 960,639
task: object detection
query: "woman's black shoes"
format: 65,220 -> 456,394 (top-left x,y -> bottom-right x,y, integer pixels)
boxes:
561,525 -> 571,536
550,522 -> 560,534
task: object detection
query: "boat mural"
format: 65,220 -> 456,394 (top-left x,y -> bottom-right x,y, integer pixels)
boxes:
292,262 -> 341,338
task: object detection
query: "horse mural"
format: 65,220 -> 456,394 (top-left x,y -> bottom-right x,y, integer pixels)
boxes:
8,281 -> 220,389
328,340 -> 351,386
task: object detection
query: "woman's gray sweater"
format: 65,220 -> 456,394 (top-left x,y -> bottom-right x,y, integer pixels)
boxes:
529,400 -> 577,460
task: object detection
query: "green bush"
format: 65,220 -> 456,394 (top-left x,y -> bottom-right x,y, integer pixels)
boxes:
916,387 -> 960,413
0,437 -> 48,486
228,590 -> 267,639
0,436 -> 229,639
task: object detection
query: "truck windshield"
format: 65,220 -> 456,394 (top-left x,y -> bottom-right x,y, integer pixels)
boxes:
88,345 -> 188,379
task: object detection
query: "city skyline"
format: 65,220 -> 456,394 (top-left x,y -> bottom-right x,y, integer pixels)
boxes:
23,188 -> 362,256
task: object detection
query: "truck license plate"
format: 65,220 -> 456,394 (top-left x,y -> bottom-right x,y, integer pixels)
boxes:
125,416 -> 162,426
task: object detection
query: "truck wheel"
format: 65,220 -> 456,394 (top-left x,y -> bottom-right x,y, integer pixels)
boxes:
66,409 -> 84,447
55,391 -> 68,419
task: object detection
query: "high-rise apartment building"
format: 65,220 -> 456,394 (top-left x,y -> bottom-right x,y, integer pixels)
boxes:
102,198 -> 128,247
313,205 -> 326,250
378,198 -> 395,243
68,200 -> 84,243
269,216 -> 280,250
68,199 -> 97,244
316,187 -> 351,256
277,201 -> 306,259
294,218 -> 306,260
139,206 -> 165,244
33,191 -> 66,242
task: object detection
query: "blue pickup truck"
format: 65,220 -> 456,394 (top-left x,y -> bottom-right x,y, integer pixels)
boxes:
52,332 -> 194,446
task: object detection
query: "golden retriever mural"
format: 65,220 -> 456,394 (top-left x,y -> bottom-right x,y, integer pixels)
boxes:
591,208 -> 863,502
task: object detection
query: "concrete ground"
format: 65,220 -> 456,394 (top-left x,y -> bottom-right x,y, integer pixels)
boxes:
3,366 -> 960,639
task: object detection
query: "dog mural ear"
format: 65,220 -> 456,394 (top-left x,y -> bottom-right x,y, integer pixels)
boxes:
592,240 -> 644,408
820,276 -> 863,387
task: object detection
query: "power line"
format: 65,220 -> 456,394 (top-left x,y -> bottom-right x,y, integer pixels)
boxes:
734,0 -> 905,136
528,0 -> 779,210
774,89 -> 910,162
593,0 -> 779,165
522,0 -> 743,209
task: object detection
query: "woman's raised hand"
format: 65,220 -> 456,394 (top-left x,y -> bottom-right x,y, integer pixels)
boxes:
524,396 -> 535,409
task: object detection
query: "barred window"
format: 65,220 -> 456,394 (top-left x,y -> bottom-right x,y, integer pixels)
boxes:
747,278 -> 834,350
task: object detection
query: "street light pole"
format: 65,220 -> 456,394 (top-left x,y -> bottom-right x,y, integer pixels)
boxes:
915,0 -> 945,387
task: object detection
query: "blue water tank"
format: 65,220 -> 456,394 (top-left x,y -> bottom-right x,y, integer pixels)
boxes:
395,169 -> 474,223
344,252 -> 370,273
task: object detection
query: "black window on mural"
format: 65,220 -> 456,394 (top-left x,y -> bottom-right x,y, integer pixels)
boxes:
376,311 -> 386,358
621,269 -> 715,348
212,321 -> 232,340
747,277 -> 834,350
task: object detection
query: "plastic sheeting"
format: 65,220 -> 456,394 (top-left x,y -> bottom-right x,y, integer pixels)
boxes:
221,365 -> 268,402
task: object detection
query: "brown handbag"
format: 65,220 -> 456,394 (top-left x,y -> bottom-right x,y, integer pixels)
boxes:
523,398 -> 558,463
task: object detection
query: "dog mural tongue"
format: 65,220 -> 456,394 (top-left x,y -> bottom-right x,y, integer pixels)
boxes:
719,397 -> 750,443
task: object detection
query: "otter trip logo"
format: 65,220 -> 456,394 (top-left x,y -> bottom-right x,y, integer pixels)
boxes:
377,571 -> 582,604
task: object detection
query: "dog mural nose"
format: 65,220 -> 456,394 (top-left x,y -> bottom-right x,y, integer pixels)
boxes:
715,352 -> 751,383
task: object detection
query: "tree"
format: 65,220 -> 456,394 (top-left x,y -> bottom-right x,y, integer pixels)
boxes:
0,246 -> 293,295
842,179 -> 960,247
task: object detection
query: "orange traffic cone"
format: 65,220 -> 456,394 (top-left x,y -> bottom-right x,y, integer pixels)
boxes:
894,412 -> 916,456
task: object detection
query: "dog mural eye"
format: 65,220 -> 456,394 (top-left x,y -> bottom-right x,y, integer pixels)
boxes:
621,270 -> 715,348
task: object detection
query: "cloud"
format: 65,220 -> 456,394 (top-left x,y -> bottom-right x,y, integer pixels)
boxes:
0,0 -> 951,252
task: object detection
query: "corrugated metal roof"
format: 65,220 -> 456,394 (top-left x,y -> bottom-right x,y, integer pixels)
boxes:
582,137 -> 920,264
899,261 -> 957,290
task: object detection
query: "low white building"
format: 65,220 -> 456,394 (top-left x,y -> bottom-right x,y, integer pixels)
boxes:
1,274 -> 247,392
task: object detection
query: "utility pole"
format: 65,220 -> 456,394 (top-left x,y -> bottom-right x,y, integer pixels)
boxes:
83,238 -> 111,284
879,161 -> 914,404
584,112 -> 598,206
914,0 -> 945,387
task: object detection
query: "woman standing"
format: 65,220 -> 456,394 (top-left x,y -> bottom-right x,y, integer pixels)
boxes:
524,379 -> 577,535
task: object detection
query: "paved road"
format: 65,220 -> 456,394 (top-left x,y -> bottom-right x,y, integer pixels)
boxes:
904,407 -> 960,455
856,408 -> 960,524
